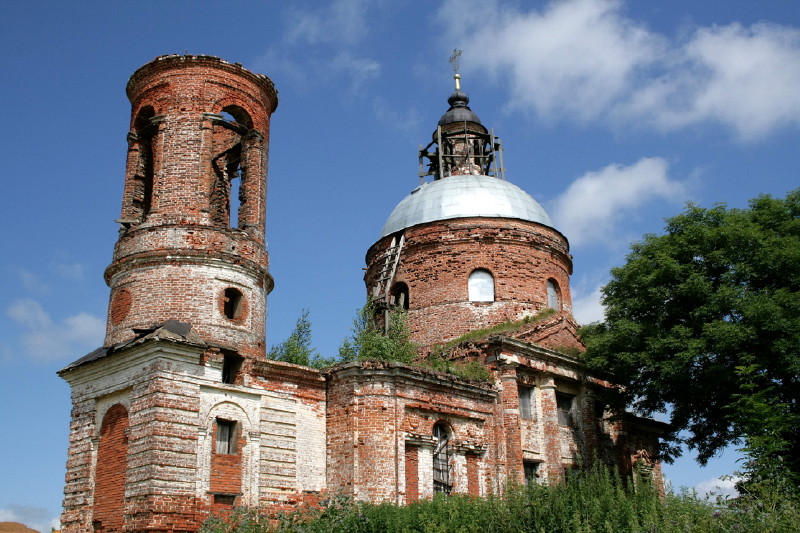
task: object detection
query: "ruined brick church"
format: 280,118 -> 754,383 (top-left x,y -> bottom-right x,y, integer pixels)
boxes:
58,55 -> 665,533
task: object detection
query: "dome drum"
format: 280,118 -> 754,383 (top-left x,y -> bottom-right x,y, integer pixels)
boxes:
365,218 -> 573,348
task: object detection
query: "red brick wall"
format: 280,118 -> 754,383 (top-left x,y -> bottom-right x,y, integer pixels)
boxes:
497,364 -> 524,484
466,454 -> 479,496
93,404 -> 129,532
210,421 -> 244,496
404,446 -> 419,502
365,218 -> 573,347
326,362 -> 499,502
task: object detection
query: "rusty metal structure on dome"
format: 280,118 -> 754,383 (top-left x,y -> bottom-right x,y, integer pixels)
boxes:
419,74 -> 506,183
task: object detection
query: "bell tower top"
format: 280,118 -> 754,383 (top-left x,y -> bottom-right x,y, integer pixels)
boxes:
103,55 -> 277,360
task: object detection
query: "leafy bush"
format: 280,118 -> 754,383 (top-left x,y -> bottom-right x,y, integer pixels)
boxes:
338,301 -> 418,364
201,464 -> 800,533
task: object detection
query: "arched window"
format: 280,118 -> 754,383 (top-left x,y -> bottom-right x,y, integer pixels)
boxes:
468,269 -> 494,302
221,105 -> 253,128
432,422 -> 452,494
94,404 -> 129,532
546,279 -> 560,310
390,282 -> 410,310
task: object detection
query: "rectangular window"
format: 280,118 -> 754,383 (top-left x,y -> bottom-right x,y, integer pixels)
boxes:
213,494 -> 237,505
221,352 -> 242,384
556,392 -> 575,427
523,461 -> 540,485
563,465 -> 578,482
518,385 -> 533,419
216,419 -> 237,455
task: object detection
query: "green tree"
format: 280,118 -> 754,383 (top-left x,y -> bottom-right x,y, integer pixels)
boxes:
338,301 -> 417,363
581,190 -> 800,486
268,309 -> 329,368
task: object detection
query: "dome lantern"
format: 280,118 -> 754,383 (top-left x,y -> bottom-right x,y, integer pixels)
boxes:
419,75 -> 505,181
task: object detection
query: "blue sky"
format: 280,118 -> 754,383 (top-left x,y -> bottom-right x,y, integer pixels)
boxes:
1,1 -> 799,530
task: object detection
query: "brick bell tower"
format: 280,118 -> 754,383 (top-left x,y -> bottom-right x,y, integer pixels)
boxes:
106,54 -> 277,360
365,75 -> 577,349
59,55 -> 280,533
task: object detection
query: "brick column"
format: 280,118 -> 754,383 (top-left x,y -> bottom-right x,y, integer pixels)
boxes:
404,445 -> 419,503
466,454 -> 479,496
497,360 -> 523,484
578,386 -> 600,466
538,375 -> 562,482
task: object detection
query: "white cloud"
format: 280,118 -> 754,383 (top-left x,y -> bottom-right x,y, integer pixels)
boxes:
439,0 -> 800,140
571,284 -> 605,325
15,268 -> 49,294
6,298 -> 104,362
54,261 -> 85,280
329,51 -> 381,87
254,0 -> 383,91
285,0 -> 374,47
550,157 -> 685,247
694,475 -> 741,500
657,23 -> 800,140
440,0 -> 660,122
0,505 -> 60,533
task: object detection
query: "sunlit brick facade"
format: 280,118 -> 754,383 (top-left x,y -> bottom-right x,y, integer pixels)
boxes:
59,56 -> 664,533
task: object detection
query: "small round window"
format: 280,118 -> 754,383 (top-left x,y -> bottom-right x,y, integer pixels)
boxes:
222,288 -> 244,320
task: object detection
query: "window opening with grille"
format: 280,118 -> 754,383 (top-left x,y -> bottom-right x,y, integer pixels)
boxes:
432,423 -> 452,494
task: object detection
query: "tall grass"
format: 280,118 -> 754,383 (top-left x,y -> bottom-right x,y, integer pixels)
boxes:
201,465 -> 800,533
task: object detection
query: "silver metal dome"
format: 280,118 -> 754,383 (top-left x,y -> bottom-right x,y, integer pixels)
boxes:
380,175 -> 554,237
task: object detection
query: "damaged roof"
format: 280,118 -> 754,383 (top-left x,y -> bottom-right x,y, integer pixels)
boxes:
59,319 -> 205,374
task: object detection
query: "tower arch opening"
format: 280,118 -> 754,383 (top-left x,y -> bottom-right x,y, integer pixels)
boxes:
220,105 -> 253,128
128,105 -> 157,221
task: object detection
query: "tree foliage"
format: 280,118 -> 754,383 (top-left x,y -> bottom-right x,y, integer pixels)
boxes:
338,301 -> 417,364
268,309 -> 330,368
581,189 -> 800,484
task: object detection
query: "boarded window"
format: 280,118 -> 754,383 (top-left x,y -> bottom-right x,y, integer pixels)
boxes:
216,419 -> 237,455
468,269 -> 494,302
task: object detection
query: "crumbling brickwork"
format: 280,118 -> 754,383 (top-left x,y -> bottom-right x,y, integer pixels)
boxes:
325,361 -> 500,503
59,55 -> 666,533
365,217 -> 574,349
105,55 -> 277,360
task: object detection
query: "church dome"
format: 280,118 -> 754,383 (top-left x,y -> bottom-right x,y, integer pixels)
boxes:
379,174 -> 554,238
